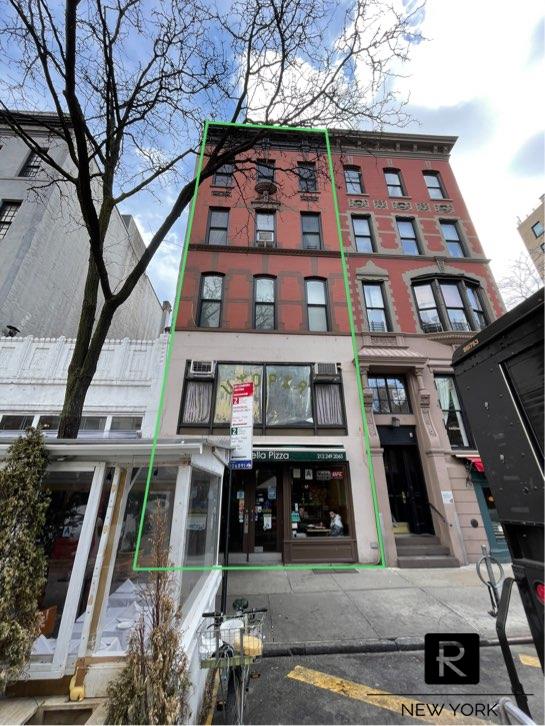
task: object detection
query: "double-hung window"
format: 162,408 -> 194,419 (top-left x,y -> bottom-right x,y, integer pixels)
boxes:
20,149 -> 47,178
396,218 -> 420,255
423,171 -> 446,199
440,282 -> 471,331
352,216 -> 374,252
434,375 -> 470,448
255,211 -> 275,245
440,221 -> 466,257
362,282 -> 391,332
298,162 -> 317,192
306,279 -> 328,332
344,166 -> 364,194
531,221 -> 544,238
368,376 -> 411,414
207,208 -> 229,245
301,212 -> 322,250
213,163 -> 234,187
384,169 -> 405,197
254,276 -> 275,330
0,201 -> 21,239
414,283 -> 443,333
198,275 -> 223,327
256,160 -> 275,182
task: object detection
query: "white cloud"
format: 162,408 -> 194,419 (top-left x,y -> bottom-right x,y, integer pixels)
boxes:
393,0 -> 544,283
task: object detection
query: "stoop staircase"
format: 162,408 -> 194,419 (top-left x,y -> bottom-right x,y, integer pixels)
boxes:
395,534 -> 459,568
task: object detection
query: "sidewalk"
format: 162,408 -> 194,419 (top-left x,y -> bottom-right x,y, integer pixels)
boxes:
225,565 -> 533,655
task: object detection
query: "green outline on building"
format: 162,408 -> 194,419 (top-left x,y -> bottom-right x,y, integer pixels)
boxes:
132,120 -> 386,572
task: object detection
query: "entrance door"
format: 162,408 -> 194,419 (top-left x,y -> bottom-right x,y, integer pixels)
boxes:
383,445 -> 434,534
227,467 -> 281,561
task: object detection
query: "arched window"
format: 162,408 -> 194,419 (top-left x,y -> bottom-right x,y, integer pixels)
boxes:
305,278 -> 329,332
254,276 -> 276,330
198,274 -> 223,327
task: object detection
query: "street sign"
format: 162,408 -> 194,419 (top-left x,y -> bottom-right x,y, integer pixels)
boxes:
229,382 -> 254,470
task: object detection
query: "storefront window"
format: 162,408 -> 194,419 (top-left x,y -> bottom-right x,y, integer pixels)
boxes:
290,466 -> 349,538
180,468 -> 221,612
266,365 -> 312,426
214,364 -> 263,423
96,467 -> 176,654
32,469 -> 111,660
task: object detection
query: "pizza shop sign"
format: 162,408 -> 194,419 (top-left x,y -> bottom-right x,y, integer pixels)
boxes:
252,449 -> 346,463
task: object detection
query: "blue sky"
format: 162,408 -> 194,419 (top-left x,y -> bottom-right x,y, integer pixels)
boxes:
135,1 -> 543,303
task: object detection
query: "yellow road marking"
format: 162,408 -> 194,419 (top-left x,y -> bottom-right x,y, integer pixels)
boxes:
287,665 -> 488,725
519,654 -> 541,668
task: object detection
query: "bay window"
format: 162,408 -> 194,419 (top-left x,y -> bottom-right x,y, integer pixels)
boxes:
413,278 -> 489,334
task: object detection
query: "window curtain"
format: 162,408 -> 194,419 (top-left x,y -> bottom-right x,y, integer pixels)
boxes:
315,383 -> 343,425
183,381 -> 212,423
435,376 -> 452,417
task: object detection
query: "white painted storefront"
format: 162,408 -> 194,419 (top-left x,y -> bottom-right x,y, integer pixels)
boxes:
1,438 -> 228,721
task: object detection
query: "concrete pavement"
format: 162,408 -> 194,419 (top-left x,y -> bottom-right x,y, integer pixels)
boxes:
224,565 -> 533,655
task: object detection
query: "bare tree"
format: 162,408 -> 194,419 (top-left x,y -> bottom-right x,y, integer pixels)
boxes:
498,251 -> 543,310
0,0 -> 422,437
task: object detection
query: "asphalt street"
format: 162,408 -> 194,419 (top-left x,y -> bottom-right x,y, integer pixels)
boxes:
213,644 -> 544,725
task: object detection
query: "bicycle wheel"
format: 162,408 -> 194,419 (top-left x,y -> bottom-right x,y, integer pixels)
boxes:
231,664 -> 250,725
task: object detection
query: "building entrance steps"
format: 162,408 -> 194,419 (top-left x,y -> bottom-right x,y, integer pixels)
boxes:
395,534 -> 459,567
222,565 -> 532,656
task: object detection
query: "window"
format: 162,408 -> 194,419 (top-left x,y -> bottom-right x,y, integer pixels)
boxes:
0,201 -> 21,239
198,274 -> 223,327
213,163 -> 233,187
79,416 -> 107,431
351,216 -> 374,252
466,285 -> 487,330
298,162 -> 317,192
207,208 -> 229,245
440,221 -> 466,257
214,364 -> 263,424
306,279 -> 328,332
423,171 -> 446,199
254,276 -> 275,330
301,212 -> 322,249
37,415 -> 60,434
413,278 -> 489,333
532,221 -> 544,238
362,282 -> 391,332
180,361 -> 346,431
256,159 -> 275,182
440,282 -> 471,331
255,211 -> 275,245
414,283 -> 443,333
344,166 -> 364,194
396,218 -> 420,255
266,365 -> 313,425
368,376 -> 411,414
0,414 -> 34,431
291,464 -> 350,538
384,169 -> 405,197
110,416 -> 143,431
20,149 -> 47,178
435,376 -> 470,447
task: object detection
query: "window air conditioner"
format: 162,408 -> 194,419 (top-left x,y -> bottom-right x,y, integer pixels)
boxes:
256,230 -> 275,246
189,360 -> 216,377
313,362 -> 340,379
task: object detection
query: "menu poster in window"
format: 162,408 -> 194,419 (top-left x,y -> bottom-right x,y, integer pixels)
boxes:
230,382 -> 254,470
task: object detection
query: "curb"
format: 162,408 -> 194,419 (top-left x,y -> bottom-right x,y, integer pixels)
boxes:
263,634 -> 534,658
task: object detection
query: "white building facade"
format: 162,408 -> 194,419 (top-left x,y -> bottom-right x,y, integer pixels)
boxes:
0,112 -> 166,340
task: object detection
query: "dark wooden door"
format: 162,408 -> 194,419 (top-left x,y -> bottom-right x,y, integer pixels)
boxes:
383,445 -> 434,534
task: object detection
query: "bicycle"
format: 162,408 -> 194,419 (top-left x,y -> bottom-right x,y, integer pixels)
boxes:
199,599 -> 267,725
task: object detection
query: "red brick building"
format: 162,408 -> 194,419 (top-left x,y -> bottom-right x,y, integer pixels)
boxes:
163,126 -> 507,566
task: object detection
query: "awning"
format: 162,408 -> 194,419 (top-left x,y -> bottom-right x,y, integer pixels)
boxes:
252,446 -> 346,463
454,453 -> 484,472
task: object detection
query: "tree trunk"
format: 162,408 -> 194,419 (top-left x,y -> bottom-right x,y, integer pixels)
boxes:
58,254 -> 116,438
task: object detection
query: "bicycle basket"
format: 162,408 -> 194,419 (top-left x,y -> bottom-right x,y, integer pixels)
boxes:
198,613 -> 266,669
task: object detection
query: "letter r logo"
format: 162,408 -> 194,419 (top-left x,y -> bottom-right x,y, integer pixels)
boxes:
425,634 -> 479,684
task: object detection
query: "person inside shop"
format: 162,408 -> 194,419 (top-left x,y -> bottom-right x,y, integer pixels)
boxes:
329,510 -> 344,536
